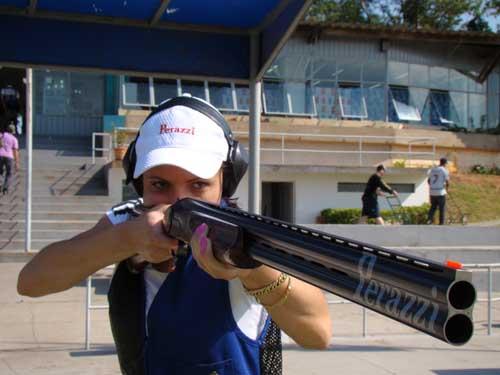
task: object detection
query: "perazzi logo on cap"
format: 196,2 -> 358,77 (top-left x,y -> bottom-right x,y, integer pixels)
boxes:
159,124 -> 195,135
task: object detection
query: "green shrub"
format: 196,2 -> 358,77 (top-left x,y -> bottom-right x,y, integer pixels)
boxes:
471,164 -> 500,175
393,159 -> 406,168
319,204 -> 430,224
320,208 -> 361,224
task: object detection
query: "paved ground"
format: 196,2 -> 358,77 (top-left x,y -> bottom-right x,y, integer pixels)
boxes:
1,262 -> 499,375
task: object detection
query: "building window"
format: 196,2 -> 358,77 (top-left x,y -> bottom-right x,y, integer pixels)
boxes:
263,80 -> 287,113
337,62 -> 361,82
429,91 -> 457,126
312,58 -> 337,80
180,80 -> 205,100
313,82 -> 337,119
154,78 -> 178,106
468,77 -> 486,94
388,62 -> 409,86
265,55 -> 312,80
362,60 -> 386,82
263,80 -> 315,115
70,73 -> 104,116
337,182 -> 366,192
36,71 -> 104,117
364,82 -> 385,121
450,92 -> 468,128
41,72 -> 69,115
123,76 -> 150,106
208,82 -> 234,110
287,81 -> 315,115
409,64 -> 429,88
430,67 -> 449,90
338,84 -> 367,119
389,86 -> 422,122
469,93 -> 487,129
487,72 -> 499,129
450,70 -> 468,91
338,182 -> 415,193
234,84 -> 250,111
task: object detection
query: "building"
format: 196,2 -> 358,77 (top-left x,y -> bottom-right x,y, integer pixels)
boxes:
2,23 -> 499,223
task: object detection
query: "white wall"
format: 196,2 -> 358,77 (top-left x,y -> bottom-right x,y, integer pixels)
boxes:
234,169 -> 429,224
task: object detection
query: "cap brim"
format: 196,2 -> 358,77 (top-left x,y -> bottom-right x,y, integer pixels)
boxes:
133,147 -> 225,179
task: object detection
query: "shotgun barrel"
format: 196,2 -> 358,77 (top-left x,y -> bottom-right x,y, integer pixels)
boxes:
163,198 -> 476,346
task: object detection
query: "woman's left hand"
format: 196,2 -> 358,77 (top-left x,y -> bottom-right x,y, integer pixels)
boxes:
190,223 -> 252,280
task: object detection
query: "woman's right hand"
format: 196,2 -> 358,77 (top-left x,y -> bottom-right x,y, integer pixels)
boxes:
123,204 -> 179,264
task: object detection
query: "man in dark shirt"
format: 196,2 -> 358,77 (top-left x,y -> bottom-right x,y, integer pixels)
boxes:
358,165 -> 398,225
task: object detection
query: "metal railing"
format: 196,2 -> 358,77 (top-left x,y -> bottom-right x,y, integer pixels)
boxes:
84,262 -> 498,349
463,263 -> 500,336
91,132 -> 113,164
327,262 -> 499,337
233,131 -> 436,166
85,265 -> 114,350
91,129 -> 436,168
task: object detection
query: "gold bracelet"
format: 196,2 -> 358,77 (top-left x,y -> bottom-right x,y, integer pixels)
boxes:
245,273 -> 289,299
262,277 -> 292,309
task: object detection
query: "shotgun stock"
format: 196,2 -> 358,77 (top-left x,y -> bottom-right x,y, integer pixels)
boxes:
163,198 -> 476,346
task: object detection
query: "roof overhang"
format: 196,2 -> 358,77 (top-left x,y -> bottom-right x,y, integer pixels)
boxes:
0,0 -> 313,82
298,22 -> 500,47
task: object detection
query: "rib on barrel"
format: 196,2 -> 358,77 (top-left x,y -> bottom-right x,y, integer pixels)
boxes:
163,198 -> 476,346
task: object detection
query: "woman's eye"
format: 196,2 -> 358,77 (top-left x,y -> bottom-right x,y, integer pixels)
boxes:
192,181 -> 209,190
151,181 -> 167,190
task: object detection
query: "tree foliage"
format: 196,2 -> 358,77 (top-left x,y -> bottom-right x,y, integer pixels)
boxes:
305,0 -> 380,24
305,0 -> 499,32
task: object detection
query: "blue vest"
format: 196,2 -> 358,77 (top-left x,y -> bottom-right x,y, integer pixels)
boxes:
145,255 -> 270,375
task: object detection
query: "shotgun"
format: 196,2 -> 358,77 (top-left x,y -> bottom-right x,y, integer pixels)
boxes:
162,198 -> 476,346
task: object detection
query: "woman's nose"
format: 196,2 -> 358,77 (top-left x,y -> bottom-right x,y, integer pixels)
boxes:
168,188 -> 190,204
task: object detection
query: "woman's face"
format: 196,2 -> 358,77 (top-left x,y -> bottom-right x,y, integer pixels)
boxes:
142,165 -> 223,207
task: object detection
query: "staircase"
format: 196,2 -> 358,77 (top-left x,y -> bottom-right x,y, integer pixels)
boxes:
0,136 -> 117,260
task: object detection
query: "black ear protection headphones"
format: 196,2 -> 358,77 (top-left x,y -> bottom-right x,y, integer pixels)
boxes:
123,96 -> 249,197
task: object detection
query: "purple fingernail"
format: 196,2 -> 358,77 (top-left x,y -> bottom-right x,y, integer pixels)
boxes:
195,223 -> 206,236
200,236 -> 208,255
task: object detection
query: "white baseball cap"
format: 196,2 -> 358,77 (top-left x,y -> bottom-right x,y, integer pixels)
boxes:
133,98 -> 229,179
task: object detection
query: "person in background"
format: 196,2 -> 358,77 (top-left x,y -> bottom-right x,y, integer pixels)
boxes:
0,123 -> 19,195
358,164 -> 398,225
427,157 -> 450,225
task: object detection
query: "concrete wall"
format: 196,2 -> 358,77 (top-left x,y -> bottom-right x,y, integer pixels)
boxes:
234,167 -> 429,223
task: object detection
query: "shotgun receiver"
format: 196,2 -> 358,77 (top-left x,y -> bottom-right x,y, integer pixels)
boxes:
163,198 -> 476,346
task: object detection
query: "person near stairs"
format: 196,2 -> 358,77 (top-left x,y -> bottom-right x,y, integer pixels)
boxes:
0,123 -> 19,195
358,164 -> 398,225
17,96 -> 331,375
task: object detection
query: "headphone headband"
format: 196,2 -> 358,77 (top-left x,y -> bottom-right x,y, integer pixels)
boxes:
123,95 -> 248,197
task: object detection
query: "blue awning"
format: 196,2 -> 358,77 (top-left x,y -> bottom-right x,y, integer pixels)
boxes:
0,0 -> 312,81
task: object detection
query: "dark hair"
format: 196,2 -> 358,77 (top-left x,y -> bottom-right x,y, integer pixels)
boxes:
440,157 -> 448,166
376,164 -> 385,172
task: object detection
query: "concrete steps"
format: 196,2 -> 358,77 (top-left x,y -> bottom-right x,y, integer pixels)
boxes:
0,141 -> 115,254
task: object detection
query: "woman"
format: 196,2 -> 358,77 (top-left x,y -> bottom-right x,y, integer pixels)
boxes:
17,96 -> 331,375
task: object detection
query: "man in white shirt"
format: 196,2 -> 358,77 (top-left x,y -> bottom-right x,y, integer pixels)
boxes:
427,157 -> 450,225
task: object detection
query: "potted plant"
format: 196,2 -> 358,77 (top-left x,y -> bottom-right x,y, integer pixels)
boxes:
114,129 -> 128,160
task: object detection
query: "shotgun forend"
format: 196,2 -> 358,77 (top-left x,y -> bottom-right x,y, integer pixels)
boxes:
163,198 -> 476,346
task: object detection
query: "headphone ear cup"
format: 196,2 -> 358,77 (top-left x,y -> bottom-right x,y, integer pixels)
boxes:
122,139 -> 143,196
222,141 -> 249,197
123,140 -> 136,185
